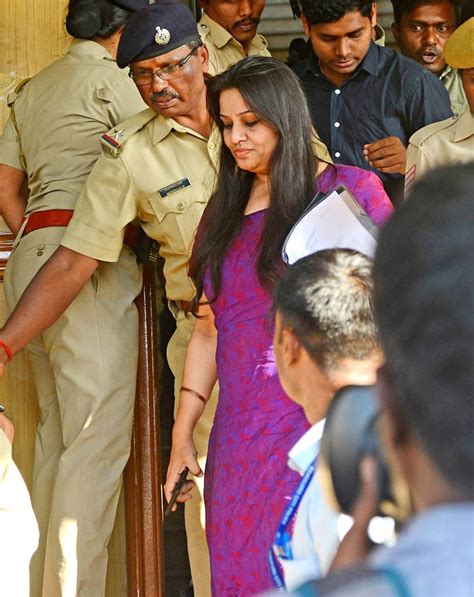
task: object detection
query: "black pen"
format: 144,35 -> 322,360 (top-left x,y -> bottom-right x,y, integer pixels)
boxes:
164,467 -> 190,517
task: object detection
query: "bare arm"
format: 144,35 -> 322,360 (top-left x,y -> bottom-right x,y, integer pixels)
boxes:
164,297 -> 217,508
0,164 -> 28,235
0,246 -> 99,372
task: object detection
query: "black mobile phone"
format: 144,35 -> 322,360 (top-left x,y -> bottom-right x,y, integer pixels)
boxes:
164,467 -> 190,517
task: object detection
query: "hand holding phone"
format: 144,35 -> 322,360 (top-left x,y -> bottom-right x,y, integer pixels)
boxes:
164,467 -> 190,517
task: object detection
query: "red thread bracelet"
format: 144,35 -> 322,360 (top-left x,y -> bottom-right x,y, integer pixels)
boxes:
0,340 -> 13,362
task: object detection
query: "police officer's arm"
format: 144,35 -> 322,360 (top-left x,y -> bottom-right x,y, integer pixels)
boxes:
0,246 -> 98,373
164,298 -> 217,508
406,135 -> 436,181
106,73 -> 147,127
0,164 -> 27,235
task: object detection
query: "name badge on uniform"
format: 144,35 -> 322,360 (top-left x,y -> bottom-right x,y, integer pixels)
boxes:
158,178 -> 191,198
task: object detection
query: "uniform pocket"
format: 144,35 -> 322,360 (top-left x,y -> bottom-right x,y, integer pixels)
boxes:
150,182 -> 208,254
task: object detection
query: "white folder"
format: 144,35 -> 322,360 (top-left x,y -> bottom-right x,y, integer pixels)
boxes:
282,185 -> 379,265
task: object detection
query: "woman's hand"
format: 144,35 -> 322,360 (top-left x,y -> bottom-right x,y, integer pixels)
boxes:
164,295 -> 217,511
164,434 -> 203,511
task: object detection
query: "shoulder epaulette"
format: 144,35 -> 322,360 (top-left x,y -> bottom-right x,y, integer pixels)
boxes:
409,114 -> 459,148
100,108 -> 156,158
6,77 -> 31,107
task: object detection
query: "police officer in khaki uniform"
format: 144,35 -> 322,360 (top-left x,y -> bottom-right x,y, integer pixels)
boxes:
81,13 -> 220,592
0,1 -> 148,595
405,17 -> 474,194
198,0 -> 271,75
0,408 -> 39,597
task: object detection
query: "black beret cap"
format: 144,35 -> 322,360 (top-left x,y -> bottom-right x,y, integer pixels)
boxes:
116,1 -> 200,68
113,0 -> 150,10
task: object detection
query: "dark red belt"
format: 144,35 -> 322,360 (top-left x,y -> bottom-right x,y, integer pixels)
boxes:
22,209 -> 139,250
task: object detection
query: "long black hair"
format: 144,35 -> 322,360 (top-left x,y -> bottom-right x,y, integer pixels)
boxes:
66,0 -> 132,40
190,56 -> 317,305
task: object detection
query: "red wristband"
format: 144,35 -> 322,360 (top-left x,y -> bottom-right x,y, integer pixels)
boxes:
0,340 -> 13,361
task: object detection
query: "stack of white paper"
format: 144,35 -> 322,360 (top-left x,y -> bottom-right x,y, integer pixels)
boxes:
282,186 -> 379,265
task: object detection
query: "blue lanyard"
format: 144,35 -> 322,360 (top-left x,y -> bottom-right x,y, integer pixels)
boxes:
269,460 -> 317,589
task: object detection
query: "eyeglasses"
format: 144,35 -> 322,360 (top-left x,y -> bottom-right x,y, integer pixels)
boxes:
130,47 -> 199,86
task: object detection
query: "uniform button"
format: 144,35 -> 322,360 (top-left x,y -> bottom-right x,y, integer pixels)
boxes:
209,142 -> 215,150
36,245 -> 45,257
335,152 -> 341,158
335,89 -> 341,95
177,202 -> 185,212
334,121 -> 340,128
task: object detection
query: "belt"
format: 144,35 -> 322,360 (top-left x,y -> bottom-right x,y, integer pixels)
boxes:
22,209 -> 139,251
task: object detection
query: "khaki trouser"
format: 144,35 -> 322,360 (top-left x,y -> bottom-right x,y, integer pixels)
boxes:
167,309 -> 218,597
0,429 -> 39,597
4,227 -> 142,597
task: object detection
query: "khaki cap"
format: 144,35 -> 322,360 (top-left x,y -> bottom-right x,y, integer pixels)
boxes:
443,17 -> 474,69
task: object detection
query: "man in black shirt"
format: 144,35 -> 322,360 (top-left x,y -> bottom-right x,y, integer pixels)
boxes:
293,0 -> 453,204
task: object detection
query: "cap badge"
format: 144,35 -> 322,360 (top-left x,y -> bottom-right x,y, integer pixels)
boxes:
155,26 -> 171,45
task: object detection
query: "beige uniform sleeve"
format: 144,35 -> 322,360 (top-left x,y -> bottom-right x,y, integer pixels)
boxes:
199,25 -> 219,76
405,142 -> 431,195
311,129 -> 333,164
204,45 -> 219,77
0,117 -> 24,171
61,151 -> 139,262
106,73 -> 147,128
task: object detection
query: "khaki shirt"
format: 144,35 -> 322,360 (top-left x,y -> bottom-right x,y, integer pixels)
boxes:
198,12 -> 271,75
439,65 -> 467,117
62,110 -> 220,302
0,39 -> 146,215
374,23 -> 385,47
405,107 -> 474,193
